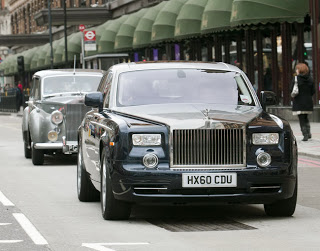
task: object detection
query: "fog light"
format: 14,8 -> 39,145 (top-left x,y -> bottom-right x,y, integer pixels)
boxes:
257,152 -> 271,167
143,153 -> 158,168
48,130 -> 58,142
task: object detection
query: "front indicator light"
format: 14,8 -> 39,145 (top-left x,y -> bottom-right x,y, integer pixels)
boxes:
252,133 -> 279,145
132,134 -> 161,146
48,130 -> 58,142
143,153 -> 159,168
257,152 -> 271,167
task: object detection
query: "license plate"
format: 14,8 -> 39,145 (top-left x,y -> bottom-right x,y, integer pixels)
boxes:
182,173 -> 237,188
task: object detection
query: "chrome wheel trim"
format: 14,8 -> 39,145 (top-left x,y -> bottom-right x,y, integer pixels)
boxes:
102,159 -> 107,212
77,144 -> 82,195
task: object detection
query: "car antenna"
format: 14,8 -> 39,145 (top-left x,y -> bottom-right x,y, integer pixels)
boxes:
73,55 -> 76,75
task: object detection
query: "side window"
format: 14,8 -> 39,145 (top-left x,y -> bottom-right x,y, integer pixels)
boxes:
31,77 -> 41,100
103,72 -> 113,108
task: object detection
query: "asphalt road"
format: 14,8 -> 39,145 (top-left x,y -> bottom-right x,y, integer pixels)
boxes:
1,115 -> 320,251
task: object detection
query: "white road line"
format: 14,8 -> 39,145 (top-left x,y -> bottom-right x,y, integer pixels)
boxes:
0,190 -> 14,206
0,240 -> 23,243
12,213 -> 48,245
0,223 -> 12,226
82,242 -> 149,251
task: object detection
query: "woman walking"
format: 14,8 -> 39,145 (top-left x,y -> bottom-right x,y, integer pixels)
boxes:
291,63 -> 315,141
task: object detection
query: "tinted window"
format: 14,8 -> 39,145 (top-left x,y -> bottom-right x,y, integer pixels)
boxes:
42,75 -> 101,96
117,69 -> 255,107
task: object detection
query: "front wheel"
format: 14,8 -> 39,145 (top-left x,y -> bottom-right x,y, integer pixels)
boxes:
24,142 -> 31,159
31,144 -> 44,165
264,180 -> 297,217
101,151 -> 131,220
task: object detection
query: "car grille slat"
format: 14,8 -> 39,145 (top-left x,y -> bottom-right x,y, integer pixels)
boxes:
65,104 -> 90,141
172,129 -> 244,167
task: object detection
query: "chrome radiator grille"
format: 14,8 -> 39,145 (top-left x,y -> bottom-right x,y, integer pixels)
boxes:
172,129 -> 245,167
65,104 -> 90,141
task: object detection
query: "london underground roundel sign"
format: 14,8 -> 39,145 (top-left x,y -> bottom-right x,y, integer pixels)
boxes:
84,31 -> 96,41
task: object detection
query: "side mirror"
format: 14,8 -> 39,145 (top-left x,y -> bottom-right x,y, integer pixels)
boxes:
85,92 -> 103,112
260,91 -> 276,111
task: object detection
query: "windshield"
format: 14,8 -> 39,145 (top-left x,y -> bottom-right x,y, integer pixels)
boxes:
117,69 -> 256,107
42,75 -> 101,96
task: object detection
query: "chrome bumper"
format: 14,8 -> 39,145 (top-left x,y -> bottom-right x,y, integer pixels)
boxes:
33,141 -> 78,154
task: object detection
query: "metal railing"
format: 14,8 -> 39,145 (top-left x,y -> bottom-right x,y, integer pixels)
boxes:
0,92 -> 29,112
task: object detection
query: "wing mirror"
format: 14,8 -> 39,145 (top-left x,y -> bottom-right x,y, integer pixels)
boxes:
260,91 -> 276,111
85,92 -> 103,112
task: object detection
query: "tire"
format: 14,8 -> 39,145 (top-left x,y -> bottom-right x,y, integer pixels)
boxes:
24,142 -> 31,159
31,144 -> 44,165
264,180 -> 297,217
77,142 -> 100,202
101,151 -> 131,220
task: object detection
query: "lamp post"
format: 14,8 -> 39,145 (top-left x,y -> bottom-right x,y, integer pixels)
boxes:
48,0 -> 53,69
63,0 -> 68,64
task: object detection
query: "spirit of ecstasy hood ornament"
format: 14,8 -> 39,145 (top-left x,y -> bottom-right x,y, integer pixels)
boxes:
202,109 -> 210,119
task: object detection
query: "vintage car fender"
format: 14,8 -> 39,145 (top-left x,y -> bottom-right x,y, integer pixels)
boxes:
22,106 -> 30,142
29,108 -> 55,144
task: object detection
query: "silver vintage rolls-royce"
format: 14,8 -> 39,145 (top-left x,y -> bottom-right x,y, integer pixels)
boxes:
22,69 -> 105,165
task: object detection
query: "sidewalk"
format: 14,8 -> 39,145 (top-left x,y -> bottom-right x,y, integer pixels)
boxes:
1,111 -> 319,159
289,121 -> 320,159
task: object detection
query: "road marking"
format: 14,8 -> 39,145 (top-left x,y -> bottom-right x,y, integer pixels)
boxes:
298,160 -> 320,168
0,223 -> 12,226
299,157 -> 320,166
13,213 -> 48,245
0,190 -> 14,206
0,240 -> 23,243
82,242 -> 149,251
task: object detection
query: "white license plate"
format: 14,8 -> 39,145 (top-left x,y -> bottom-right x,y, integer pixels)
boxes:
182,173 -> 237,188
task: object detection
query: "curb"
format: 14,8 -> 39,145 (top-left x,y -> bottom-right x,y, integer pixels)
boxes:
298,152 -> 320,159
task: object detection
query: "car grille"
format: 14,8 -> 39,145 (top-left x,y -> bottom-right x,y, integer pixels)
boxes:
172,129 -> 245,167
65,104 -> 90,141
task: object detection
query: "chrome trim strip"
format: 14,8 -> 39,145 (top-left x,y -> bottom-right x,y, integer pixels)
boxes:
134,188 -> 168,190
250,186 -> 281,189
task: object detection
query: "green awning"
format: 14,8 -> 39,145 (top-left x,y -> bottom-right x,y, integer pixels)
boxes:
45,40 -> 59,66
174,0 -> 208,39
151,0 -> 188,43
37,44 -> 50,69
30,46 -> 43,71
201,0 -> 233,34
231,0 -> 309,27
24,48 -> 38,71
62,32 -> 82,62
133,2 -> 167,48
98,15 -> 128,53
114,8 -> 148,51
4,56 -> 14,75
53,38 -> 65,65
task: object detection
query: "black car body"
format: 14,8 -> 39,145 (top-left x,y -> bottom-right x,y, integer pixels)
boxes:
77,62 -> 297,220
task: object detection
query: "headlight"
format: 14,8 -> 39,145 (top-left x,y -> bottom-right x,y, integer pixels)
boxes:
51,110 -> 63,125
132,134 -> 161,146
48,130 -> 58,142
252,133 -> 279,145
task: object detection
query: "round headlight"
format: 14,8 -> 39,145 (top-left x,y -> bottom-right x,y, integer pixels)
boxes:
48,130 -> 58,142
143,153 -> 158,168
51,110 -> 63,125
257,152 -> 271,167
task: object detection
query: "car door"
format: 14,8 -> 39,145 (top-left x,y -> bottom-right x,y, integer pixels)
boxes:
89,71 -> 113,182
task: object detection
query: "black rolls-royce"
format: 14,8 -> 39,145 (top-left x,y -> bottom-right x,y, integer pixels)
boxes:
77,62 -> 297,220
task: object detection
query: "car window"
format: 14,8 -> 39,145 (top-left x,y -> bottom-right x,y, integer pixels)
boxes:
97,72 -> 109,92
116,69 -> 256,107
31,77 -> 41,100
42,75 -> 101,96
103,72 -> 113,108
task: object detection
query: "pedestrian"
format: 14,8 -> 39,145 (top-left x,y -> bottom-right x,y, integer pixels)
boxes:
291,63 -> 315,141
263,67 -> 272,91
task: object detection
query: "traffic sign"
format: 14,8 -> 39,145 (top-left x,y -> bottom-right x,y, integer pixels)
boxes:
84,31 -> 96,41
79,24 -> 86,32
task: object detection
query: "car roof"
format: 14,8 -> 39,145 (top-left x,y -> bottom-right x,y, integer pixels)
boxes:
34,69 -> 106,78
110,61 -> 242,73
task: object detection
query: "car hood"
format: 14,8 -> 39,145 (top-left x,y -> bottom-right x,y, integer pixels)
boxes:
41,95 -> 85,105
112,103 -> 262,129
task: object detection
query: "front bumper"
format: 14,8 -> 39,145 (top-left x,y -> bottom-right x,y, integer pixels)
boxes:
33,141 -> 78,154
110,164 -> 296,205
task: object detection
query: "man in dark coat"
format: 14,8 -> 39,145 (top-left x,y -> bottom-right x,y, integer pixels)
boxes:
291,63 -> 315,141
